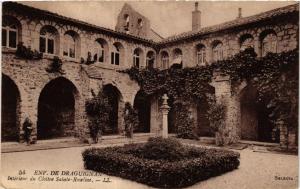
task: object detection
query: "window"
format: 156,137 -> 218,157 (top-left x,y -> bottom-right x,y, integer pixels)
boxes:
111,44 -> 120,65
146,51 -> 155,69
161,52 -> 169,69
40,26 -> 57,54
262,33 -> 277,56
240,35 -> 254,51
212,42 -> 223,61
196,45 -> 206,66
172,48 -> 183,64
133,49 -> 140,68
93,41 -> 104,63
63,34 -> 76,58
2,19 -> 18,49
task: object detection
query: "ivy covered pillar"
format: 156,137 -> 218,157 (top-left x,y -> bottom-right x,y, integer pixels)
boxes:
160,94 -> 170,138
210,72 -> 240,145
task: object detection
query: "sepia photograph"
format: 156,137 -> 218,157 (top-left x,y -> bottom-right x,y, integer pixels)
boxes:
1,1 -> 299,189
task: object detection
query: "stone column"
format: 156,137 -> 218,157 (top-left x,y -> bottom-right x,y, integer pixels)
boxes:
160,94 -> 170,138
210,72 -> 239,145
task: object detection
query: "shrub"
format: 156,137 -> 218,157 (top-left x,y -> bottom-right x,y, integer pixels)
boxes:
16,42 -> 43,60
82,137 -> 240,188
85,89 -> 111,143
46,56 -> 65,74
124,102 -> 139,138
137,137 -> 187,161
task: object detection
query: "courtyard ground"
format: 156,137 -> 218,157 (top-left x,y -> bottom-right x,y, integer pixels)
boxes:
1,142 -> 298,189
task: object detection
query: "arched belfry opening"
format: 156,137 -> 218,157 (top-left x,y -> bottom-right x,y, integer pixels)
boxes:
240,84 -> 279,142
133,90 -> 150,133
37,77 -> 79,139
2,74 -> 21,142
102,84 -> 122,135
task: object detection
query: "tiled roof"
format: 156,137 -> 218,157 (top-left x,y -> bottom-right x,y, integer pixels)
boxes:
3,2 -> 299,46
159,3 -> 299,44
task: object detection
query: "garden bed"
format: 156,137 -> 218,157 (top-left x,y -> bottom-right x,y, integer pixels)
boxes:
82,137 -> 240,188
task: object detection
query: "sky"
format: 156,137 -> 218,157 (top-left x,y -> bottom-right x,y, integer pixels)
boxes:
20,1 -> 296,38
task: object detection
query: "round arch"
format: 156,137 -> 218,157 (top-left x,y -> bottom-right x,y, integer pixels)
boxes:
2,73 -> 21,142
146,50 -> 155,69
133,47 -> 144,68
239,83 -> 279,143
160,50 -> 170,69
2,15 -> 22,48
102,84 -> 123,135
37,77 -> 80,139
133,90 -> 151,133
39,25 -> 60,55
112,42 -> 125,66
93,38 -> 109,63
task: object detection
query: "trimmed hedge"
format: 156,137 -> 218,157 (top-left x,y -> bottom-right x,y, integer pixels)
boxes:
82,138 -> 240,188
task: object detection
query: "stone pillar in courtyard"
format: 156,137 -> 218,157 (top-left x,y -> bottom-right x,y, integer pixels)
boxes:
160,94 -> 170,138
210,71 -> 240,145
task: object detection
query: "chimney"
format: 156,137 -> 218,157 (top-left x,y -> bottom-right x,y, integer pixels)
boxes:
237,8 -> 242,18
192,2 -> 201,31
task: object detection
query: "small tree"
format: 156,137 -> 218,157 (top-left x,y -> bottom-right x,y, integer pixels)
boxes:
124,102 -> 139,138
85,89 -> 111,143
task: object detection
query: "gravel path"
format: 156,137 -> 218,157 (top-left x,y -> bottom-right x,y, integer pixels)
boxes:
1,145 -> 298,189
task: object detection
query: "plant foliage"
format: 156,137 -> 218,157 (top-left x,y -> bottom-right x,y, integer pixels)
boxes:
16,42 -> 43,60
82,138 -> 240,188
122,48 -> 298,143
85,89 -> 111,143
124,102 -> 139,138
46,56 -> 65,74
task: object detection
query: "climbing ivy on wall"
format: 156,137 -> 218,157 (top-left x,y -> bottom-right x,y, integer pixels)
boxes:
121,48 -> 298,142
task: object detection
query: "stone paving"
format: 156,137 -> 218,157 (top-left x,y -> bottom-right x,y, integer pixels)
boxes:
1,143 -> 298,189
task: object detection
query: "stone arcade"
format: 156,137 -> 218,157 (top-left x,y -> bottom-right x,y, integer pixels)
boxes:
1,2 -> 299,148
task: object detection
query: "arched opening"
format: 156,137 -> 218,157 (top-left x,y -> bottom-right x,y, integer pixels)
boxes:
260,30 -> 277,56
212,40 -> 223,62
240,84 -> 279,142
63,30 -> 80,59
133,90 -> 150,133
146,51 -> 155,69
197,90 -> 215,137
111,42 -> 124,66
37,77 -> 78,139
196,44 -> 206,66
2,74 -> 20,142
40,25 -> 60,55
93,38 -> 109,63
124,14 -> 130,33
239,34 -> 254,51
161,51 -> 169,69
172,48 -> 183,66
2,15 -> 22,49
133,48 -> 144,68
102,84 -> 122,135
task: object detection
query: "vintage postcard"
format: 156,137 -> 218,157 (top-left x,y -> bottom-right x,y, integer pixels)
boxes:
1,1 -> 298,189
